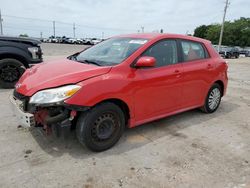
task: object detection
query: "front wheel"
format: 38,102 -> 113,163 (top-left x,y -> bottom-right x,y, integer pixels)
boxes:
0,58 -> 26,88
76,102 -> 125,152
201,83 -> 222,113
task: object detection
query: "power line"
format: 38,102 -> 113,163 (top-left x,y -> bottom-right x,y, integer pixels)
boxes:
218,0 -> 230,51
4,25 -> 50,32
2,14 -> 132,32
76,23 -> 131,31
2,14 -> 52,22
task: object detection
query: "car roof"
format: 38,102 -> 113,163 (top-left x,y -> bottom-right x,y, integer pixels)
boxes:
115,33 -> 211,44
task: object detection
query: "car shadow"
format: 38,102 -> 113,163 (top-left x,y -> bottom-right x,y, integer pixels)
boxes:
29,100 -> 239,159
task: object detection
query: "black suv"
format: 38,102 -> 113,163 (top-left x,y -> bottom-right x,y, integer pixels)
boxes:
219,47 -> 240,59
0,36 -> 43,88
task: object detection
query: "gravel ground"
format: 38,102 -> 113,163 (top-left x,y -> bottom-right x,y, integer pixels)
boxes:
0,43 -> 250,188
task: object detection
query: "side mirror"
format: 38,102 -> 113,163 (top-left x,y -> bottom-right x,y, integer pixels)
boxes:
135,56 -> 156,68
67,52 -> 80,60
67,47 -> 91,60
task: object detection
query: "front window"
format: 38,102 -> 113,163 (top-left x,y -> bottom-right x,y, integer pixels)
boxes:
142,40 -> 178,67
76,37 -> 148,66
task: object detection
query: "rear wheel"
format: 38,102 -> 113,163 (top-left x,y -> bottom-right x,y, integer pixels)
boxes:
76,102 -> 125,152
0,58 -> 26,88
201,83 -> 222,113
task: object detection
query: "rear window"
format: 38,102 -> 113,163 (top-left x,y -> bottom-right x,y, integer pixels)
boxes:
181,40 -> 207,61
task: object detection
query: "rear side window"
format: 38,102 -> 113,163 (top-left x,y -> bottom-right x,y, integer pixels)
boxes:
142,40 -> 178,67
181,40 -> 206,61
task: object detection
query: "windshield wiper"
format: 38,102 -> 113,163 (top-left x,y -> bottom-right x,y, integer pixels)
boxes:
79,59 -> 101,66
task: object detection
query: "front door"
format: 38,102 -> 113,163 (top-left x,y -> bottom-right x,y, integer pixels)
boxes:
132,39 -> 183,124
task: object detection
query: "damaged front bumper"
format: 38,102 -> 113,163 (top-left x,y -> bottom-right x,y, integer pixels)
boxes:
10,95 -> 35,127
10,91 -> 89,135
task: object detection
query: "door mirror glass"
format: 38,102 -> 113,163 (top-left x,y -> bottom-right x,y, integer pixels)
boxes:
135,56 -> 156,67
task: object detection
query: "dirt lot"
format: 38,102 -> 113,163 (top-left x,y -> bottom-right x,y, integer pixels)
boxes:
0,43 -> 250,188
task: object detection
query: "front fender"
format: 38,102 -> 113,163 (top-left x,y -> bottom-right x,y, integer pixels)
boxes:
64,74 -> 135,118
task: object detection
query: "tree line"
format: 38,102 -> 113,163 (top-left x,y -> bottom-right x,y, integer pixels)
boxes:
193,17 -> 250,47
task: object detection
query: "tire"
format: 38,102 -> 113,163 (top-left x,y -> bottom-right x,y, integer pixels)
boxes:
0,58 -> 26,89
76,102 -> 125,152
201,83 -> 222,113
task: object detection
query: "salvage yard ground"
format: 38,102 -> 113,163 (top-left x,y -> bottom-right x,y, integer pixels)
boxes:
0,43 -> 250,188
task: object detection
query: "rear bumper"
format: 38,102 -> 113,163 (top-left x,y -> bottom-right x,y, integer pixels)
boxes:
10,95 -> 35,127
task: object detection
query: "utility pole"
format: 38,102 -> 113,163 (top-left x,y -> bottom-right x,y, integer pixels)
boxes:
0,9 -> 3,35
141,26 -> 144,33
53,21 -> 55,37
73,23 -> 76,38
218,0 -> 229,51
40,32 -> 43,39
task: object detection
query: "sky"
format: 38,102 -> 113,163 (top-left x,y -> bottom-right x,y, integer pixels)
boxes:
0,0 -> 249,38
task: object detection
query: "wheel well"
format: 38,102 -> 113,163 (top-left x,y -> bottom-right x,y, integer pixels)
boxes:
215,80 -> 224,96
96,99 -> 130,126
0,54 -> 28,68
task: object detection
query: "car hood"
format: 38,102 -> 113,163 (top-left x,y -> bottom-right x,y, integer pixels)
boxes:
16,59 -> 112,96
0,36 -> 41,45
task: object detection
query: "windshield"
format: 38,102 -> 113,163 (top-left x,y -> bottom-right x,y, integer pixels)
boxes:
76,37 -> 148,66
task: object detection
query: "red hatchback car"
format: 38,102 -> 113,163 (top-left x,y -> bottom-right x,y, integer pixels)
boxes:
11,33 -> 228,151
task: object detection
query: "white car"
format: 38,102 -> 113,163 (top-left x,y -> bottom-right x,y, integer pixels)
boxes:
91,38 -> 102,45
66,38 -> 77,44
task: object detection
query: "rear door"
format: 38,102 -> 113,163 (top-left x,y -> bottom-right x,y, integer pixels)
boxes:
179,40 -> 214,108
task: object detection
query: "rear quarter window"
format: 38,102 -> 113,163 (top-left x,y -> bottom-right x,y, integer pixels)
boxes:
181,40 -> 208,62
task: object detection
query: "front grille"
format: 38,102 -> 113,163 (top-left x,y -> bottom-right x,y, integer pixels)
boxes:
13,90 -> 29,111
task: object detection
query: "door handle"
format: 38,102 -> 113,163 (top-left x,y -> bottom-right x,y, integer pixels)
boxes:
174,69 -> 181,78
207,64 -> 213,69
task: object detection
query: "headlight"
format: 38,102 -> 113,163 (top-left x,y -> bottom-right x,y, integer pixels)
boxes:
28,47 -> 39,59
29,85 -> 81,105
